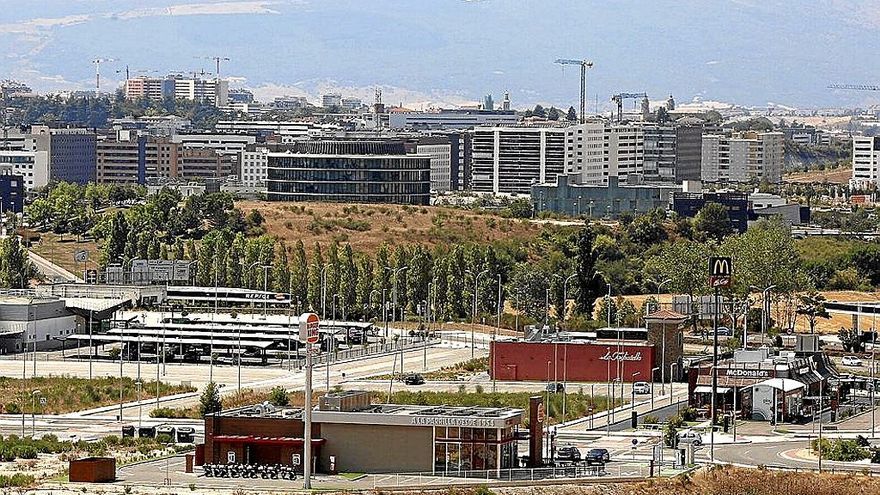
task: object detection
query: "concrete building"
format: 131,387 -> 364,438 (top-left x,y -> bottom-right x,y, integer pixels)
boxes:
472,126 -> 566,195
415,136 -> 454,193
564,122 -> 607,185
238,146 -> 269,188
851,135 -> 880,188
178,148 -> 236,180
215,120 -> 321,139
96,130 -> 151,185
0,295 -> 77,354
389,110 -> 519,131
532,174 -> 680,218
701,131 -> 784,184
171,134 -> 255,156
266,140 -> 430,205
607,123 -> 645,182
0,150 -> 49,190
674,122 -> 704,182
126,76 -> 228,106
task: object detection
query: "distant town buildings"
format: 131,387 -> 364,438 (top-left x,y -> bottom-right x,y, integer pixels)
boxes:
124,75 -> 229,107
701,131 -> 784,184
471,126 -> 566,195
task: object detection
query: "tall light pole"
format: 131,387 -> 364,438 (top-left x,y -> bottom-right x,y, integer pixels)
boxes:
384,265 -> 409,327
493,274 -> 502,393
648,278 -> 672,313
750,285 -> 776,345
465,269 -> 489,359
30,389 -> 40,438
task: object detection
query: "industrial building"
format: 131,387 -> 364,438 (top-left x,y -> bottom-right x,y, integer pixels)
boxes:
0,294 -> 77,353
266,140 -> 431,205
204,390 -> 525,475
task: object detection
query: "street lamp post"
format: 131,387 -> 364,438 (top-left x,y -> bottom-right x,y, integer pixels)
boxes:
465,269 -> 489,359
750,285 -> 776,345
30,389 -> 40,438
631,372 -> 640,413
647,278 -> 672,313
651,367 -> 660,411
135,379 -> 143,429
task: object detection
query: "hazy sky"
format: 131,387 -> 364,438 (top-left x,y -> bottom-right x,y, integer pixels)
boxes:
2,0 -> 879,109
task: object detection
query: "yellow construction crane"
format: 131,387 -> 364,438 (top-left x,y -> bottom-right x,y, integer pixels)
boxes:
555,58 -> 593,124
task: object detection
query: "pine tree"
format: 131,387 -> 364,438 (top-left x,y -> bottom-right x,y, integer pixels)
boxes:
446,246 -> 467,318
327,242 -> 341,309
574,226 -> 604,316
226,233 -> 245,288
273,242 -> 291,293
105,211 -> 128,262
339,244 -> 358,319
291,240 -> 308,310
356,255 -> 374,317
392,246 -> 409,316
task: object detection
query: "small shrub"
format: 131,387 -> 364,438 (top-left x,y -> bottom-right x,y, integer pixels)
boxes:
643,415 -> 659,425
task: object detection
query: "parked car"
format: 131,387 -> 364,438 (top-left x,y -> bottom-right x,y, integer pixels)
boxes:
676,430 -> 703,446
714,327 -> 732,336
546,382 -> 565,393
633,381 -> 651,395
842,355 -> 863,367
555,445 -> 582,463
584,448 -> 610,465
403,373 -> 425,385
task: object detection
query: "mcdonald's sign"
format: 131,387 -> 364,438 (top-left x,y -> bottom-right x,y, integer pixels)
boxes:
708,256 -> 732,288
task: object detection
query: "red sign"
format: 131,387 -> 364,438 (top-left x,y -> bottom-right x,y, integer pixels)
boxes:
536,403 -> 545,424
299,313 -> 320,344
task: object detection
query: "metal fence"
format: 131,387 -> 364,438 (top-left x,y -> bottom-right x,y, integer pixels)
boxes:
371,463 -> 652,488
286,336 -> 438,369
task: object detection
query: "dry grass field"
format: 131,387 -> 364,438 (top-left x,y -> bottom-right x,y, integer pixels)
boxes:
785,166 -> 852,184
236,200 -> 548,254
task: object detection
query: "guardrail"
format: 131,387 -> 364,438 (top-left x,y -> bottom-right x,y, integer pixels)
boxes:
286,336 -> 439,369
371,463 -> 656,488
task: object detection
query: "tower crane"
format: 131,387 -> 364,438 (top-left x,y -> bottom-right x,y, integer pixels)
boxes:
828,84 -> 880,91
610,92 -> 648,122
91,58 -> 116,94
554,58 -> 593,124
200,56 -> 231,78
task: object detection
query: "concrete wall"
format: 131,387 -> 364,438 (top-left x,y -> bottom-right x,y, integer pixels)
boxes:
490,341 -> 656,382
319,423 -> 433,473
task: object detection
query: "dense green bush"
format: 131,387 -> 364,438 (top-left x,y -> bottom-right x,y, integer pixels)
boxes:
811,438 -> 870,462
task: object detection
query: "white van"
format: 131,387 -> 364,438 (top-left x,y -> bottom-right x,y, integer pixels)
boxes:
676,430 -> 703,446
633,382 -> 651,394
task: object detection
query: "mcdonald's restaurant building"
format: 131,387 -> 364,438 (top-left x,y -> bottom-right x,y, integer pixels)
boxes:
203,391 -> 528,475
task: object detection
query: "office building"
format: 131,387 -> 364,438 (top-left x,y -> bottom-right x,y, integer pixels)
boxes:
341,98 -> 362,110
178,148 -> 236,180
0,172 -> 23,213
266,140 -> 430,205
532,174 -> 680,218
472,126 -> 566,195
389,110 -> 519,131
671,190 -> 750,233
227,89 -> 254,104
171,134 -> 255,156
48,129 -> 97,184
415,136 -> 454,193
215,120 -> 321,139
701,131 -> 784,184
124,77 -> 175,101
95,130 -> 156,185
674,122 -> 704,182
852,136 -> 880,188
0,150 -> 49,190
607,123 -> 645,182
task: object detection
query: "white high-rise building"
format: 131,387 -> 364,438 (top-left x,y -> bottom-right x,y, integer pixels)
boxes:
416,140 -> 453,193
471,126 -> 566,194
852,136 -> 880,188
701,131 -> 783,183
238,147 -> 269,188
564,122 -> 607,185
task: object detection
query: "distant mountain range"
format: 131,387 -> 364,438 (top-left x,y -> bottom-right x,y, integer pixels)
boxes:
2,0 -> 880,110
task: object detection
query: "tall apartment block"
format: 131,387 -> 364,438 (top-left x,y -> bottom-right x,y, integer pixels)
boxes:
125,76 -> 229,107
701,131 -> 783,184
471,126 -> 566,195
852,136 -> 880,188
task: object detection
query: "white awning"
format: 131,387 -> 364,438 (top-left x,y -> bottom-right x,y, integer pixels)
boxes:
757,378 -> 805,392
694,386 -> 733,394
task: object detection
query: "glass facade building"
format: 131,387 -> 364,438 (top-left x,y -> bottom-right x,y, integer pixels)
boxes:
266,141 -> 430,205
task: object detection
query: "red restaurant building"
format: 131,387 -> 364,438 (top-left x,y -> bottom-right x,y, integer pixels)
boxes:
489,310 -> 686,383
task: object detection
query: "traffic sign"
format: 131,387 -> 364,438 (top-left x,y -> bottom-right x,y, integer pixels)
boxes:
299,313 -> 320,345
291,453 -> 301,466
73,250 -> 88,263
536,403 -> 545,424
631,438 -> 638,446
39,397 -> 47,406
708,256 -> 733,289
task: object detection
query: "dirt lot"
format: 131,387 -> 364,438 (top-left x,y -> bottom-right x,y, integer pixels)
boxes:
30,233 -> 99,276
785,166 -> 852,184
237,200 -> 548,254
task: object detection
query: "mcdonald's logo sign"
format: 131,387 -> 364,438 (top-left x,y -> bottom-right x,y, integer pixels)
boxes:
708,256 -> 732,288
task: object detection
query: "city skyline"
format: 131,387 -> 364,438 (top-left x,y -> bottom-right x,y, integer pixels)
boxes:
2,0 -> 880,110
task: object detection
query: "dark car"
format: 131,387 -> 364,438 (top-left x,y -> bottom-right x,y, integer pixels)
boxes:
546,382 -> 565,393
555,445 -> 582,463
585,448 -> 610,466
404,373 -> 425,385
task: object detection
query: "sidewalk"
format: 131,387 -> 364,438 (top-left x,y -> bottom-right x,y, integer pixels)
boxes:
559,384 -> 690,431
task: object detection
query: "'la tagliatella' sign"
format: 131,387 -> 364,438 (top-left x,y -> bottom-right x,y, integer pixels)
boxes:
599,350 -> 643,362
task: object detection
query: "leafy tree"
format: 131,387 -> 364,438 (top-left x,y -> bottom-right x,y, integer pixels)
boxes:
850,244 -> 880,286
339,244 -> 358,318
198,382 -> 222,418
0,237 -> 35,288
694,202 -> 733,242
838,327 -> 863,353
796,291 -> 831,334
574,226 -> 604,316
273,242 -> 291,294
656,106 -> 670,124
566,106 -> 578,122
532,104 -> 546,118
290,240 -> 309,309
626,209 -> 667,245
307,243 -> 324,313
509,263 -> 549,322
268,386 -> 290,407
